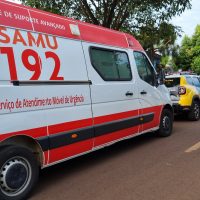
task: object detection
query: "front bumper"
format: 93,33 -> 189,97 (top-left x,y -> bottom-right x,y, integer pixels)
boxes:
172,103 -> 190,113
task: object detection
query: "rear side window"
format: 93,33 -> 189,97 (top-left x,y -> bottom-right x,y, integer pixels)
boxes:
133,52 -> 156,86
192,77 -> 200,87
90,48 -> 132,81
165,78 -> 180,88
186,77 -> 194,85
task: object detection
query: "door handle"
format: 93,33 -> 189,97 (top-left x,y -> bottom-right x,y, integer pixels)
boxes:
126,91 -> 133,96
140,90 -> 147,95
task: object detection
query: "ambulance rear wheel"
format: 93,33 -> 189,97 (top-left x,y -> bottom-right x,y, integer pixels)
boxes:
156,109 -> 173,137
0,146 -> 39,200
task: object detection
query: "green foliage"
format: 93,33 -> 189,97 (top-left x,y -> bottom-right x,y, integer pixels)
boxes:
137,22 -> 179,50
161,55 -> 178,71
192,57 -> 200,74
20,0 -> 73,15
176,35 -> 193,71
161,56 -> 170,66
176,25 -> 200,74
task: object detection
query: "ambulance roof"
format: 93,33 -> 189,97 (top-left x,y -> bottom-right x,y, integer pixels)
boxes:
0,0 -> 144,51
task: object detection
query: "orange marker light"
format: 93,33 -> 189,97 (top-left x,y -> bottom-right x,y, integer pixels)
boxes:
71,134 -> 78,139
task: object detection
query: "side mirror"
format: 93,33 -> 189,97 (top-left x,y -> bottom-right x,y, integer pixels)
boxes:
155,64 -> 165,85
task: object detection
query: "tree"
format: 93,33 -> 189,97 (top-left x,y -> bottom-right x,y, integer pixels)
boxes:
21,0 -> 191,32
192,57 -> 200,74
191,25 -> 200,74
138,22 -> 181,61
176,25 -> 200,74
176,35 -> 193,71
161,56 -> 176,67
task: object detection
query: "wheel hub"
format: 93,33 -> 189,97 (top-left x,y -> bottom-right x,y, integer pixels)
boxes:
163,116 -> 170,130
194,104 -> 199,118
0,157 -> 30,196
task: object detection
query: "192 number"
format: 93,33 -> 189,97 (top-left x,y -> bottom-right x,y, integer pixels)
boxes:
0,47 -> 64,80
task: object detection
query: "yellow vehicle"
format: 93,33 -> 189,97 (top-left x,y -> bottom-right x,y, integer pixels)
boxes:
165,74 -> 200,121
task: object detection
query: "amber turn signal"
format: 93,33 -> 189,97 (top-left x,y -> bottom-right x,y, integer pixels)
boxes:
71,134 -> 78,139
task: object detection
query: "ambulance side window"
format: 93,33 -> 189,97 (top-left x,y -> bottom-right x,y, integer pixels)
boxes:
90,47 -> 132,81
133,52 -> 156,86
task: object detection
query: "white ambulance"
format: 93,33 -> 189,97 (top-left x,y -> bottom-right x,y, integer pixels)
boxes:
0,1 -> 173,199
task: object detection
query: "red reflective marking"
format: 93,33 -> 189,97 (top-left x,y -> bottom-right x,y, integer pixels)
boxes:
49,139 -> 93,163
29,10 -> 79,40
48,118 -> 93,135
0,2 -> 33,31
125,34 -> 144,51
0,106 -> 162,142
142,105 -> 163,131
78,22 -> 128,48
0,105 -> 163,165
94,109 -> 139,125
94,126 -> 139,147
0,127 -> 47,141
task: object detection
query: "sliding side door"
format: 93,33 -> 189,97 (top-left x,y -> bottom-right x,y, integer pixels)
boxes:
82,43 -> 141,148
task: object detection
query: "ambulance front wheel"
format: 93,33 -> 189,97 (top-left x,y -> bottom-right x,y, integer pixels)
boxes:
156,109 -> 173,137
0,145 -> 39,200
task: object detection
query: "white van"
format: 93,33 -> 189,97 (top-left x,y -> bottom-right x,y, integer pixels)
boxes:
0,1 -> 173,199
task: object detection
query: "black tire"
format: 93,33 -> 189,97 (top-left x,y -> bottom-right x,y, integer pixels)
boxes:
156,109 -> 173,137
188,101 -> 200,121
0,146 -> 39,200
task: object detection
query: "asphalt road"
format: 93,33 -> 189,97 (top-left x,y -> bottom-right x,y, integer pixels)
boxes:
30,117 -> 200,200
